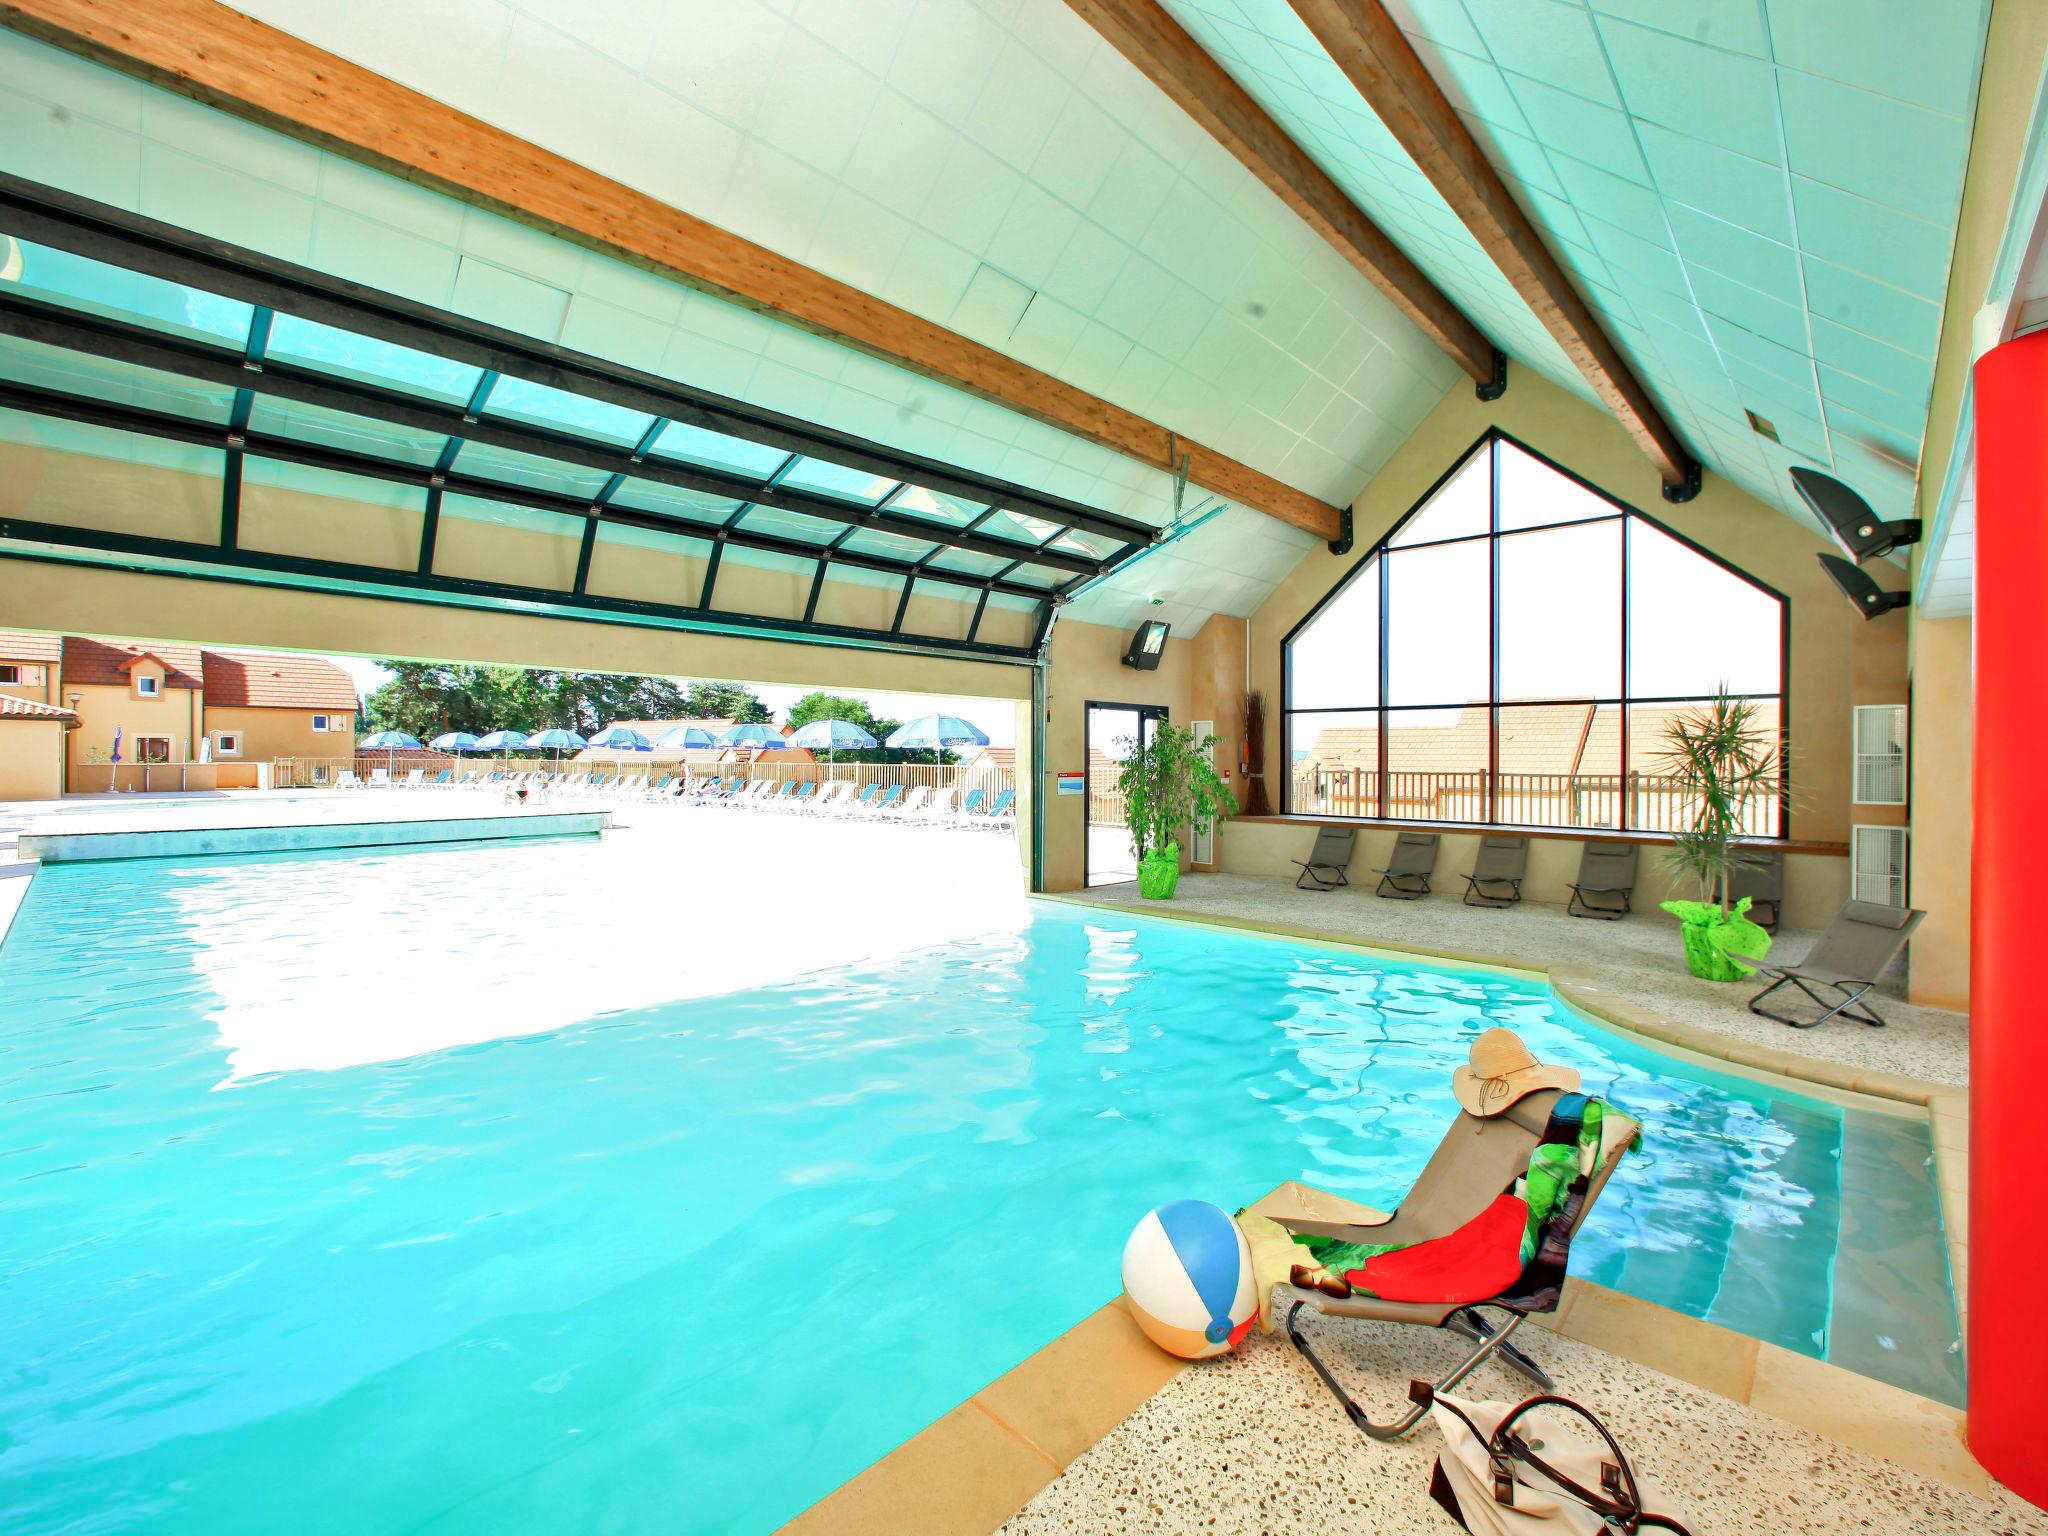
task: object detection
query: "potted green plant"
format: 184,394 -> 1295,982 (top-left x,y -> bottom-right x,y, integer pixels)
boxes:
1116,720 -> 1237,900
1655,691 -> 1779,981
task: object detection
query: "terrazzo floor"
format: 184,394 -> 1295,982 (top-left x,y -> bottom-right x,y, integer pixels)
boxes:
1075,872 -> 1970,1086
999,1316 -> 2043,1536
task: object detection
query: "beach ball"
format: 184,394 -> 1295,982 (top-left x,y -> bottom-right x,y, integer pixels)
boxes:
1121,1199 -> 1258,1359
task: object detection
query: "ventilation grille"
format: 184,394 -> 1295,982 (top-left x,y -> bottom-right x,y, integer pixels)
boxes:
1851,824 -> 1908,908
1853,704 -> 1908,805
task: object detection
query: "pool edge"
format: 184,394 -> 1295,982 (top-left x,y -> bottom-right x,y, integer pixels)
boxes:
782,898 -> 1981,1535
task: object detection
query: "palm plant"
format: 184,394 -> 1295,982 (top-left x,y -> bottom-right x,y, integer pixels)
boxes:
1655,690 -> 1782,914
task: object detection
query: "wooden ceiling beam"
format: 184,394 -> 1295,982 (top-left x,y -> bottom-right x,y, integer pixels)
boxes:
1287,0 -> 1700,499
1066,0 -> 1503,393
0,0 -> 1350,542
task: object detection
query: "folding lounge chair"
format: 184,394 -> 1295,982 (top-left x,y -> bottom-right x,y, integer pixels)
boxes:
1727,846 -> 1785,933
1748,901 -> 1924,1028
1566,842 -> 1637,920
333,769 -> 360,789
841,782 -> 882,816
1461,836 -> 1528,909
1256,1088 -> 1640,1439
978,788 -> 1015,830
1374,831 -> 1439,900
1294,827 -> 1356,891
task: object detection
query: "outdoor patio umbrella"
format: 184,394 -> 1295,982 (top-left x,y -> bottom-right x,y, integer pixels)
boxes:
887,715 -> 989,781
475,728 -> 530,770
360,729 -> 422,777
716,722 -> 787,785
526,727 -> 587,769
788,718 -> 876,775
588,725 -> 652,776
431,730 -> 481,781
655,725 -> 716,749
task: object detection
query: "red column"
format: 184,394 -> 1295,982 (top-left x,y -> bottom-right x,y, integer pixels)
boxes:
1970,330 -> 2048,1506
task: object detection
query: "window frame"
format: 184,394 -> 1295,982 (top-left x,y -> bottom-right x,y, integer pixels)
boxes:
0,665 -> 19,685
135,672 -> 162,697
311,714 -> 330,732
133,734 -> 172,764
213,731 -> 241,757
1280,429 -> 1790,838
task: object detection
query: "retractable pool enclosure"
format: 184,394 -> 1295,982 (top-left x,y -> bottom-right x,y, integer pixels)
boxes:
0,175 -> 1160,663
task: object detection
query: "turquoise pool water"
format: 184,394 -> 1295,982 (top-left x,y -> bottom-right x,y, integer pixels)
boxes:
0,843 -> 1959,1533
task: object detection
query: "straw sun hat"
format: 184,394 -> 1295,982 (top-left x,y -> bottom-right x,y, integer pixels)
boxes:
1452,1027 -> 1581,1117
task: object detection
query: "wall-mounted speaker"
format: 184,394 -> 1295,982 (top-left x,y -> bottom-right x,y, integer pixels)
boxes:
1819,553 -> 1909,619
1789,467 -> 1921,563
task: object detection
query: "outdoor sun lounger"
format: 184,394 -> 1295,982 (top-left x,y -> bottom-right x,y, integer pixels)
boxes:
369,768 -> 392,787
1259,1087 -> 1640,1439
979,788 -> 1016,830
1567,841 -> 1638,920
1727,846 -> 1785,933
1294,826 -> 1356,891
843,782 -> 882,815
905,787 -> 959,825
1748,901 -> 1925,1028
1461,835 -> 1529,909
1374,831 -> 1439,900
402,769 -> 425,787
334,769 -> 360,788
858,783 -> 906,817
889,786 -> 932,816
955,787 -> 987,821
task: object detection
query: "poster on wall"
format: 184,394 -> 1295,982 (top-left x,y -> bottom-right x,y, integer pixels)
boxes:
1055,771 -> 1084,796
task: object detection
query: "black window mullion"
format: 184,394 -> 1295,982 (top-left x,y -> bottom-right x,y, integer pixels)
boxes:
1377,551 -> 1389,819
1620,515 -> 1632,832
1487,439 -> 1500,826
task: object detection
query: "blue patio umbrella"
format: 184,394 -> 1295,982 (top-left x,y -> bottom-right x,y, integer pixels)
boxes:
887,714 -> 989,773
716,723 -> 788,752
526,727 -> 587,767
587,726 -> 652,752
655,725 -> 717,750
431,730 -> 481,779
360,729 -> 422,777
789,717 -> 877,773
475,728 -> 530,769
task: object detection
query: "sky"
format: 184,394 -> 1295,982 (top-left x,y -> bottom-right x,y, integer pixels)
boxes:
324,656 -> 1021,747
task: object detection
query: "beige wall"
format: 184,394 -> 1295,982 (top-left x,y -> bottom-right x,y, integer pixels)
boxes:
0,718 -> 68,800
63,677 -> 204,783
204,705 -> 354,763
1240,367 -> 1905,849
1907,616 -> 1972,1008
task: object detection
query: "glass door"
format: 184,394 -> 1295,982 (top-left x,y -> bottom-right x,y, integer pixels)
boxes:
1085,702 -> 1166,887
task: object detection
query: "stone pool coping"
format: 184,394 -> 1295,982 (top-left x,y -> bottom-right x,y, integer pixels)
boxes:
777,893 -> 1976,1536
16,806 -> 611,862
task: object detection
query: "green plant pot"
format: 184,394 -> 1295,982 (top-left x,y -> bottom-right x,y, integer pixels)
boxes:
1137,842 -> 1182,900
1660,898 -> 1772,982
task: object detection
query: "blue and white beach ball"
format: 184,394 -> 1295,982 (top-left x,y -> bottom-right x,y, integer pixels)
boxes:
1121,1199 -> 1258,1359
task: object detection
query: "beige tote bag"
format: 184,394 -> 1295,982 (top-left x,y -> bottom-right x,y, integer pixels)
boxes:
1426,1391 -> 1693,1535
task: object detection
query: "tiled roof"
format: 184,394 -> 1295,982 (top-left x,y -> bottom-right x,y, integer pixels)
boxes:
0,632 -> 61,665
61,636 -> 204,689
201,650 -> 358,710
0,694 -> 77,722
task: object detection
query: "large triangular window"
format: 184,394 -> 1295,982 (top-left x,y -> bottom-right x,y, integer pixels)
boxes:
1282,432 -> 1786,835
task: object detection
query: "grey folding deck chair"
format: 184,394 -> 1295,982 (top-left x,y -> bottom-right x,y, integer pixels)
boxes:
1567,841 -> 1638,920
1461,835 -> 1528,909
1748,901 -> 1924,1028
1251,1087 -> 1640,1439
1374,831 -> 1440,900
1294,827 -> 1357,890
1727,846 -> 1785,933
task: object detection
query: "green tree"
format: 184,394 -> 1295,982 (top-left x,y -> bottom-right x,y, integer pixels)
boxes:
362,664 -> 699,740
681,680 -> 772,723
783,691 -> 906,764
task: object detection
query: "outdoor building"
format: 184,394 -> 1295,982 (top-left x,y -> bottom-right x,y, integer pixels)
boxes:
0,1 -> 2041,1532
0,633 -> 357,792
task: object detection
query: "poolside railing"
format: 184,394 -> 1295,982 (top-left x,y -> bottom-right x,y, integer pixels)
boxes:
1289,768 -> 1779,836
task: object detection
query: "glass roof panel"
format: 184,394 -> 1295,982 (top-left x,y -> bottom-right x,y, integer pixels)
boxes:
0,333 -> 236,423
0,411 -> 223,478
455,440 -> 609,501
775,456 -> 897,505
243,457 -> 426,514
1047,529 -> 1120,559
439,491 -> 581,537
265,314 -> 483,404
486,374 -> 655,446
246,395 -> 446,466
838,527 -> 941,562
3,233 -> 253,346
919,547 -> 1010,578
651,419 -> 789,480
1009,562 -> 1076,589
889,485 -> 988,528
730,504 -> 841,546
979,509 -> 1064,548
607,480 -> 741,526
